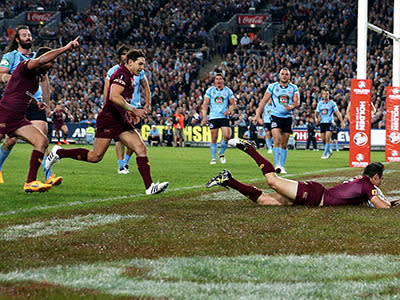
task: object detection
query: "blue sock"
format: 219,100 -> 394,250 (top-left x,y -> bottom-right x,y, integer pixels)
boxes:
280,148 -> 288,167
0,146 -> 11,171
118,159 -> 125,169
124,154 -> 131,166
266,139 -> 272,150
219,140 -> 228,156
273,147 -> 281,166
42,155 -> 52,180
329,143 -> 333,154
324,144 -> 329,156
211,143 -> 217,160
336,143 -> 339,151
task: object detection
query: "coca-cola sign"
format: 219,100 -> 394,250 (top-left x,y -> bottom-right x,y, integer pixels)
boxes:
26,11 -> 56,23
237,15 -> 267,25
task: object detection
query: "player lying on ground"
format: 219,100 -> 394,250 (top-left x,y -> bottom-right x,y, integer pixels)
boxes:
207,138 -> 397,208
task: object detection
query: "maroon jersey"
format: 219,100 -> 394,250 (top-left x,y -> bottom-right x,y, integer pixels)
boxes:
323,176 -> 378,206
52,109 -> 65,123
0,60 -> 39,118
100,64 -> 134,123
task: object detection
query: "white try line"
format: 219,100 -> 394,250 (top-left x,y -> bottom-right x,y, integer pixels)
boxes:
0,166 -> 397,217
1,254 -> 400,299
0,214 -> 143,241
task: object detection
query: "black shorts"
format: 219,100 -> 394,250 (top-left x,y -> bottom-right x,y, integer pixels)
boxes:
271,115 -> 292,133
26,103 -> 47,122
331,132 -> 338,140
320,123 -> 333,133
263,122 -> 271,131
209,118 -> 230,129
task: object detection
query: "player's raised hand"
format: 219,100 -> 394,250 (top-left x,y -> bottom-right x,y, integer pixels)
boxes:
65,36 -> 80,51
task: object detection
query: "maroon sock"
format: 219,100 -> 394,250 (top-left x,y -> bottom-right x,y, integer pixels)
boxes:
137,156 -> 152,189
58,148 -> 89,161
227,177 -> 263,202
27,150 -> 44,183
245,145 -> 276,175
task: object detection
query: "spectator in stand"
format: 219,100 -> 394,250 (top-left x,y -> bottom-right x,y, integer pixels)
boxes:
148,125 -> 161,146
163,124 -> 174,146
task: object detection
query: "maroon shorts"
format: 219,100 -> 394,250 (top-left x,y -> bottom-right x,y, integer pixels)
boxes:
95,111 -> 134,141
294,181 -> 326,206
54,120 -> 65,131
0,107 -> 31,137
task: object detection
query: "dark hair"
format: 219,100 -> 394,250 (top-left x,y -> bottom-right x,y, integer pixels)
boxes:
117,44 -> 130,59
36,47 -> 52,58
363,162 -> 384,178
215,72 -> 224,78
5,25 -> 30,53
321,85 -> 330,92
126,49 -> 145,62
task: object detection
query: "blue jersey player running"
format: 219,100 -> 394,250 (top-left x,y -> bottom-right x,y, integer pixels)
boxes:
315,86 -> 345,159
262,102 -> 273,153
202,73 -> 236,164
255,68 -> 300,174
0,25 -> 61,186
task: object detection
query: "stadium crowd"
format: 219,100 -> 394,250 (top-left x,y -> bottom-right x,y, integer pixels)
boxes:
0,0 -> 392,131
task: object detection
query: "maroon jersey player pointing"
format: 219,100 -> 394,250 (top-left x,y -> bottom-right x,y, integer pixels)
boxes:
207,138 -> 394,209
45,49 -> 169,195
0,37 -> 79,192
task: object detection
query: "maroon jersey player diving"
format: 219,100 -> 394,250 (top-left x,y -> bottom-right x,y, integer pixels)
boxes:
45,49 -> 169,195
0,37 -> 80,192
207,138 -> 394,209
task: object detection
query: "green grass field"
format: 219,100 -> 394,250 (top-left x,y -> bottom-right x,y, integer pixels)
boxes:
0,144 -> 400,299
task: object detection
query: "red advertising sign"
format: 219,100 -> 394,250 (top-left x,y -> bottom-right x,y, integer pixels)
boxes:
386,86 -> 400,162
237,15 -> 267,25
26,11 -> 56,23
349,79 -> 372,168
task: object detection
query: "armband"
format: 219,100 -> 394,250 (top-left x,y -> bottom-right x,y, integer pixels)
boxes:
123,103 -> 134,112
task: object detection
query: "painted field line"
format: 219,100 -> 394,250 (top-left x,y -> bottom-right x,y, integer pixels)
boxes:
0,254 -> 400,299
0,214 -> 143,241
0,166 -> 395,217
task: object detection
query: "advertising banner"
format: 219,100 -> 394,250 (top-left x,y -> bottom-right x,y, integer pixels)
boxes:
349,79 -> 372,168
237,15 -> 267,25
385,87 -> 400,162
26,11 -> 56,23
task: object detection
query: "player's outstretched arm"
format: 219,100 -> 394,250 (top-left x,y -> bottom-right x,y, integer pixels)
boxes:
28,36 -> 80,70
370,195 -> 391,209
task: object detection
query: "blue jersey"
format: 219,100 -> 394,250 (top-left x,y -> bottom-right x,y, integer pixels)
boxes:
316,100 -> 338,124
106,64 -> 120,80
0,50 -> 43,101
106,65 -> 145,108
205,86 -> 234,120
263,103 -> 273,123
266,82 -> 299,118
131,70 -> 145,108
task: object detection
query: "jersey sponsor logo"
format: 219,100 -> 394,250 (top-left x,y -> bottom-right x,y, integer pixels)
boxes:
0,58 -> 10,66
322,108 -> 328,115
278,95 -> 289,105
114,78 -> 126,86
214,96 -> 224,104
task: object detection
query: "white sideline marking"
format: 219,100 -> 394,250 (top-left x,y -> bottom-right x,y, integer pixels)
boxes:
0,165 -> 396,217
0,214 -> 142,241
0,255 -> 400,299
